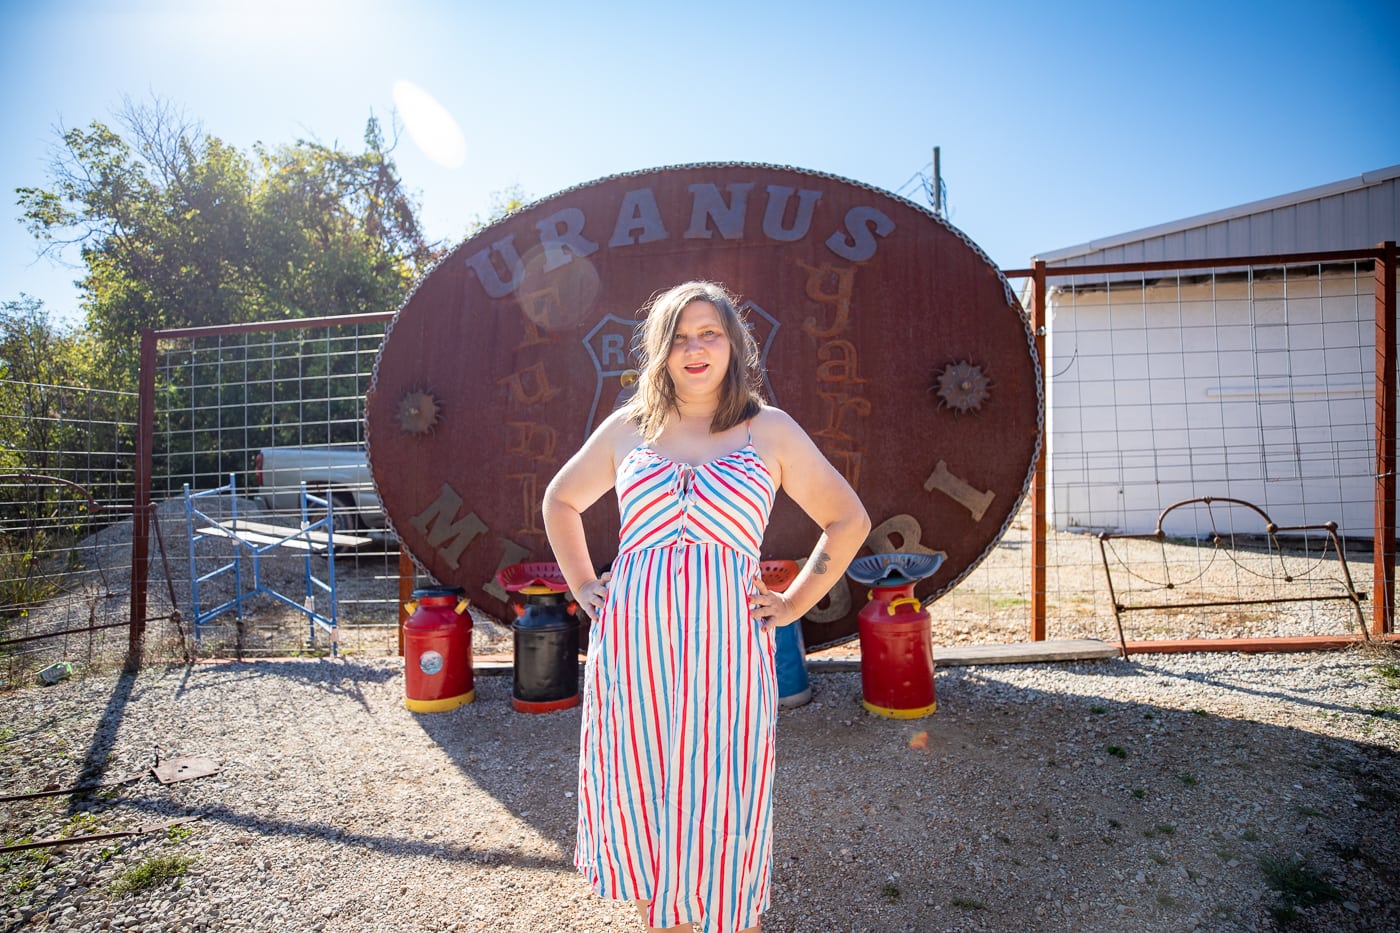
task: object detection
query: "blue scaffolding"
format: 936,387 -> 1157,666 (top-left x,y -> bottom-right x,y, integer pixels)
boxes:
183,474 -> 368,654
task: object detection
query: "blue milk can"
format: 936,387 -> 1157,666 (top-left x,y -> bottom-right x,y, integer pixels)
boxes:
760,560 -> 811,709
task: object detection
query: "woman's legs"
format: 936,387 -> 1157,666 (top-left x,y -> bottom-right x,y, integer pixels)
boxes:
633,899 -> 694,932
631,900 -> 760,932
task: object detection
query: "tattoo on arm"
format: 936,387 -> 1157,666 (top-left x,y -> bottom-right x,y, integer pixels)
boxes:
811,550 -> 831,575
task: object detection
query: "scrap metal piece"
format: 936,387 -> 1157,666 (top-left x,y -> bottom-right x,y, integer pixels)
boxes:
0,816 -> 200,854
397,390 -> 442,435
152,756 -> 221,785
933,360 -> 993,413
0,770 -> 147,804
1,752 -> 221,802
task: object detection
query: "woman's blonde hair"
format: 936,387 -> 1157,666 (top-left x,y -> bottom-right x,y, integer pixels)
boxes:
625,280 -> 764,443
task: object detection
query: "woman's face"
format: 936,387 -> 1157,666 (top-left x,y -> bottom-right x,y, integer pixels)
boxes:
666,300 -> 732,403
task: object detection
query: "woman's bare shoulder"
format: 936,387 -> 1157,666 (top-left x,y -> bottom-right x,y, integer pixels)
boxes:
751,405 -> 805,444
593,408 -> 644,458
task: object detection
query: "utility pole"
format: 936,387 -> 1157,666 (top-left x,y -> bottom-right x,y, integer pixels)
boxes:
932,146 -> 943,217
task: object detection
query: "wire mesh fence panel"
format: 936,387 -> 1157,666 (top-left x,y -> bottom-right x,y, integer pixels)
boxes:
0,381 -> 140,684
135,257 -> 1399,661
5,252 -> 1393,682
149,321 -> 416,659
965,260 -> 1392,649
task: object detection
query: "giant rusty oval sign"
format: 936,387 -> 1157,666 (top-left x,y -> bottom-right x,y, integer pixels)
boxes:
366,163 -> 1040,650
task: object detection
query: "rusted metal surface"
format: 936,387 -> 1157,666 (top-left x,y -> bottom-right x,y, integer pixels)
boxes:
1375,241 -> 1397,636
0,817 -> 200,854
0,474 -> 104,513
1030,260 -> 1048,642
131,328 -> 157,666
1098,496 -> 1368,659
366,163 -> 1041,649
0,770 -> 145,803
152,755 -> 221,784
366,165 -> 1047,647
0,750 -> 221,801
0,753 -> 221,802
0,620 -> 132,651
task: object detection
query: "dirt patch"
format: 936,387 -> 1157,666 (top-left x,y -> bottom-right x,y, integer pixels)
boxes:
1,647 -> 1397,932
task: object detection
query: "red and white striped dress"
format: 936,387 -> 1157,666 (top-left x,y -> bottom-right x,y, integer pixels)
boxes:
577,439 -> 777,933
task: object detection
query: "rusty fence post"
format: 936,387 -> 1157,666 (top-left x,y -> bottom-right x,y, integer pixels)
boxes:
398,549 -> 414,655
128,329 -> 157,670
1031,260 -> 1048,642
1376,241 -> 1398,636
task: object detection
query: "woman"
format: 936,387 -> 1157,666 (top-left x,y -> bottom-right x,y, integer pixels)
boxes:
542,280 -> 870,933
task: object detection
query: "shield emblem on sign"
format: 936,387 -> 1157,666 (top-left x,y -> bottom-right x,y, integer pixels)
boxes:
583,314 -> 639,436
582,303 -> 781,436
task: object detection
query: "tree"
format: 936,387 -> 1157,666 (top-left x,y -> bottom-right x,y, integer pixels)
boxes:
251,116 -> 439,320
464,183 -> 530,238
0,297 -> 124,559
0,296 -> 95,474
16,96 -> 441,391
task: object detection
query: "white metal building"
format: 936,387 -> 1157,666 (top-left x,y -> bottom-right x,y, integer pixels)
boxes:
1036,165 -> 1400,538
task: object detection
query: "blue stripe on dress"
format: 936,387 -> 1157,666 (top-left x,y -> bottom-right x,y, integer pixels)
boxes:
578,442 -> 777,933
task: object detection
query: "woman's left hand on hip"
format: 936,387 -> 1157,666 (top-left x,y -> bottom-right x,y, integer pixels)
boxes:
750,575 -> 797,631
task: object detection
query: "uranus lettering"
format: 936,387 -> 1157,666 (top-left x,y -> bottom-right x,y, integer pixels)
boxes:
825,206 -> 895,262
536,207 -> 599,272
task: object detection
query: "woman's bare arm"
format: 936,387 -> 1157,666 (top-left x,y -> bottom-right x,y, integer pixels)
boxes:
748,408 -> 870,629
542,411 -> 630,618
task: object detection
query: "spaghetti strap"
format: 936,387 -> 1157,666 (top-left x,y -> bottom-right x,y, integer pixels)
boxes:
746,418 -> 753,445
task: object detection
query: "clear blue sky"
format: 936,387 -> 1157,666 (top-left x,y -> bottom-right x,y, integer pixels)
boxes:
3,0 -> 1397,325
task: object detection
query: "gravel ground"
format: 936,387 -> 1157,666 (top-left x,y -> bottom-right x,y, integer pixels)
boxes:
2,646 -> 1399,933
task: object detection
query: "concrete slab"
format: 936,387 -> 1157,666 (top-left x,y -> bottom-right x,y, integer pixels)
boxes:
471,638 -> 1122,676
807,638 -> 1121,671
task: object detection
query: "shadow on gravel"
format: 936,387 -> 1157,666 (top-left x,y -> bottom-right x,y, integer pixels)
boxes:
6,653 -> 1400,933
403,656 -> 1400,932
66,668 -> 139,817
106,794 -> 577,874
171,658 -> 398,708
1138,656 -> 1394,717
1017,654 -> 1383,718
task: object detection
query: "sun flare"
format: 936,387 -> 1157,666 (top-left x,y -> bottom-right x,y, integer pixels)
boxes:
392,80 -> 466,169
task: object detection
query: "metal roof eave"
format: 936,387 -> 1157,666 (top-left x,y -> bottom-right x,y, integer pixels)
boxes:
1033,163 -> 1400,265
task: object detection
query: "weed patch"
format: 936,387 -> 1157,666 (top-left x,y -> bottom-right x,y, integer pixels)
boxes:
110,855 -> 191,897
1258,853 -> 1340,923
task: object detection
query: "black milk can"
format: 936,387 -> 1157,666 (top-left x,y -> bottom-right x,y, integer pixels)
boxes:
497,562 -> 581,714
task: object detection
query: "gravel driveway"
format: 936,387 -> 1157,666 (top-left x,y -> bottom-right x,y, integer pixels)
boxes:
2,647 -> 1399,932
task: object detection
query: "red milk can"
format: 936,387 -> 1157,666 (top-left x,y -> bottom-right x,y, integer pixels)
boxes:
403,586 -> 474,713
848,554 -> 945,720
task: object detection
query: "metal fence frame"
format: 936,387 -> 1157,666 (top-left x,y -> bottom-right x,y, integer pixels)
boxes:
1003,241 -> 1399,651
128,312 -> 395,666
117,243 -> 1400,666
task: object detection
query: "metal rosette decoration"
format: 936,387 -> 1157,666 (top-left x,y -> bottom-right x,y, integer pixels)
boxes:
365,162 -> 1041,649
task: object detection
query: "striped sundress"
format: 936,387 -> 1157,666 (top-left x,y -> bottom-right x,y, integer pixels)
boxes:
577,438 -> 778,933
